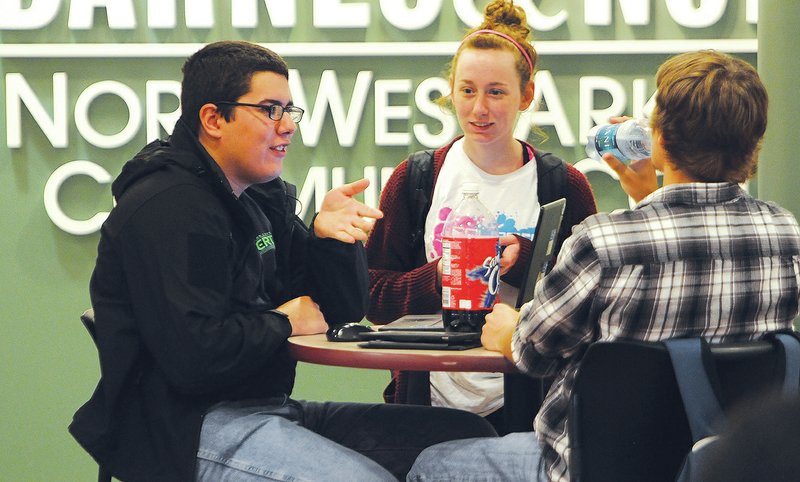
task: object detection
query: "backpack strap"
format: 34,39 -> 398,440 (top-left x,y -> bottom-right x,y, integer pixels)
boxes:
665,334 -> 800,444
535,151 -> 567,205
535,150 -> 568,256
406,149 -> 435,266
664,338 -> 724,443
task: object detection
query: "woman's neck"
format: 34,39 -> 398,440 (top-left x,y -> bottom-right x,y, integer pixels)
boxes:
463,138 -> 524,175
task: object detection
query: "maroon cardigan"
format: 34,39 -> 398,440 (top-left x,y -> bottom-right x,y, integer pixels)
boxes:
366,137 -> 598,403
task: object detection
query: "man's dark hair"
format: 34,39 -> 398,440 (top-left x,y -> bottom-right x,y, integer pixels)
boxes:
180,40 -> 289,134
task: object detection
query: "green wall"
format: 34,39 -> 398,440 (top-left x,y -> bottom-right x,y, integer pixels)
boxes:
0,1 -> 771,479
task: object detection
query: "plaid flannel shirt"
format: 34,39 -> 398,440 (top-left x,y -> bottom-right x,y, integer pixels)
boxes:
512,182 -> 800,482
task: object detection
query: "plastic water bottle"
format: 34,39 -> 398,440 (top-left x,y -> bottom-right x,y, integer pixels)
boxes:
586,118 -> 652,163
441,183 -> 500,332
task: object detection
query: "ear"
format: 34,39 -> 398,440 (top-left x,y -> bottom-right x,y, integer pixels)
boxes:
198,103 -> 224,140
519,80 -> 535,111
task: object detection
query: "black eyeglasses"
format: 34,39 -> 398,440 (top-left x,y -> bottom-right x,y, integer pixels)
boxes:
213,101 -> 304,123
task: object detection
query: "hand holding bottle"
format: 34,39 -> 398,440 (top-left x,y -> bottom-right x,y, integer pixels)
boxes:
498,235 -> 520,276
586,117 -> 652,163
598,117 -> 659,203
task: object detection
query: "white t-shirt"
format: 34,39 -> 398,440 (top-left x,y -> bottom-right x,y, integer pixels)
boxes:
425,138 -> 541,415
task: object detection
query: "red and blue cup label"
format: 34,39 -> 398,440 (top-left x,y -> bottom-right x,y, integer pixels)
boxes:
441,236 -> 500,310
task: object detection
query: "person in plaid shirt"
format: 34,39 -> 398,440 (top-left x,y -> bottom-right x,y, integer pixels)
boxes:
407,50 -> 800,482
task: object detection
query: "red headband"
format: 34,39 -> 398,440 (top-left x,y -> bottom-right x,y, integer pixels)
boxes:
461,29 -> 534,75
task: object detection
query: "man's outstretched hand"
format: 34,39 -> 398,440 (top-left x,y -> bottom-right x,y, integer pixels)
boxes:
314,178 -> 384,243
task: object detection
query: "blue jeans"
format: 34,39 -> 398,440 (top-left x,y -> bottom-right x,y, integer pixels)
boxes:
406,432 -> 547,482
196,396 -> 496,481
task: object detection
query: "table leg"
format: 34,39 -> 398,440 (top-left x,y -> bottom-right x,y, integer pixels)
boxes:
406,371 -> 432,405
503,374 -> 550,432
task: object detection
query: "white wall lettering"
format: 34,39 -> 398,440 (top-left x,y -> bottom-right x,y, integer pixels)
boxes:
145,80 -> 181,142
297,166 -> 328,218
580,76 -> 628,141
5,72 -> 68,148
666,0 -> 727,28
313,0 -> 369,28
585,0 -> 650,26
0,0 -> 60,29
516,70 -> 576,147
232,0 -> 296,28
43,160 -> 112,235
291,70 -> 372,147
0,0 -> 759,31
380,0 -> 441,30
374,79 -> 412,146
74,80 -> 141,149
147,0 -> 215,29
516,0 -> 568,32
67,0 -> 136,29
413,77 -> 457,148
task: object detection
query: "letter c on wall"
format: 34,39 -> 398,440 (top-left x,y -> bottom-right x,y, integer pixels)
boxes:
44,160 -> 111,235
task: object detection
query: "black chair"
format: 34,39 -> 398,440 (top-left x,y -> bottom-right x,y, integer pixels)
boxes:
79,309 -> 114,482
568,336 -> 798,482
80,309 -> 97,342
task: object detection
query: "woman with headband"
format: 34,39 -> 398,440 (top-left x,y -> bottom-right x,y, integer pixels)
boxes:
366,0 -> 597,434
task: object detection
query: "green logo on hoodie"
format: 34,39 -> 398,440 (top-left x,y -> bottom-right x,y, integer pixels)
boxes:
255,232 -> 275,255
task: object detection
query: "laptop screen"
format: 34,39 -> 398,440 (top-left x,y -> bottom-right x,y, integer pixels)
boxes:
514,198 -> 566,309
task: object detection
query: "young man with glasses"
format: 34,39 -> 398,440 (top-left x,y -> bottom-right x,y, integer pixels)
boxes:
70,40 -> 496,482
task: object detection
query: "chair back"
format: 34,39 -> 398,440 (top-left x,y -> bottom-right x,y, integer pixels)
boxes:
81,308 -> 97,342
568,336 -> 796,482
79,308 -> 113,482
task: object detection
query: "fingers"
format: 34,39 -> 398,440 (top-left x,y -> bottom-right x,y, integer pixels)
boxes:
608,115 -> 631,124
602,152 -> 628,177
333,232 -> 357,244
315,179 -> 383,242
356,204 -> 384,221
628,157 -> 654,174
352,215 -> 377,233
498,234 -> 518,247
331,222 -> 371,244
602,153 -> 658,203
345,224 -> 369,242
498,237 -> 519,275
336,178 -> 371,197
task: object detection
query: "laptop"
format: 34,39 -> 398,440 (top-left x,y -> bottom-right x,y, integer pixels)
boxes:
514,197 -> 566,308
358,198 -> 567,350
358,330 -> 481,348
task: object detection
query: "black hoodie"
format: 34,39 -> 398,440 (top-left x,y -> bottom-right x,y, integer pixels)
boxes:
69,120 -> 369,481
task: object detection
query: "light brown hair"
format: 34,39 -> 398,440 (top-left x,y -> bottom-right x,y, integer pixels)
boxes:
652,50 -> 767,183
450,0 -> 537,93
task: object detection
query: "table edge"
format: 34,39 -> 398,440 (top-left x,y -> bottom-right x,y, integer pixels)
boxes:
287,334 -> 518,373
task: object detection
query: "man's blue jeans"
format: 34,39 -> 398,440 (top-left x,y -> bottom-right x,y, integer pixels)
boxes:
196,396 -> 496,481
407,432 -> 547,482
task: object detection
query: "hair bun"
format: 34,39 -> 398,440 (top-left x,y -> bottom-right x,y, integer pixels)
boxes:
483,0 -> 530,40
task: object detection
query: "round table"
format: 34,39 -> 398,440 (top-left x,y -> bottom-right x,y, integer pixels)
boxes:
287,334 -> 518,373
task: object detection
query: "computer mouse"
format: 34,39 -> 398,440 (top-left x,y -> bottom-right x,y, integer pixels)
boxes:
326,323 -> 374,342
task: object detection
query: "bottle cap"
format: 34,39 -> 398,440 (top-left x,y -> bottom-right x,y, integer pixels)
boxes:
461,182 -> 480,194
